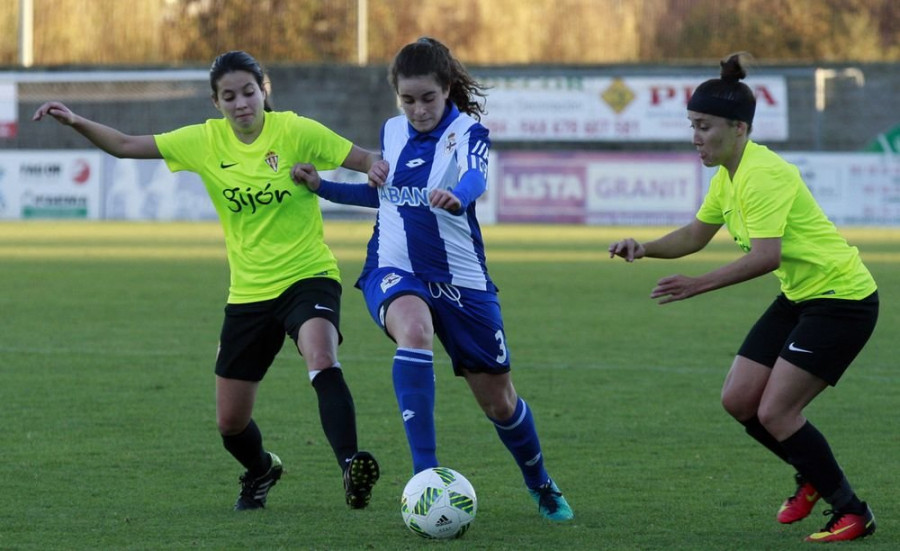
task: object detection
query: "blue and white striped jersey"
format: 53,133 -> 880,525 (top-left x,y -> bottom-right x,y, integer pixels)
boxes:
359,104 -> 495,292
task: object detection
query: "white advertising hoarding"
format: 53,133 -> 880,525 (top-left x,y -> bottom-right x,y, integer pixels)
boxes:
782,152 -> 900,226
100,158 -> 374,221
102,156 -> 217,220
0,81 -> 15,138
4,151 -> 898,226
494,152 -> 704,225
0,151 -> 103,219
480,75 -> 788,142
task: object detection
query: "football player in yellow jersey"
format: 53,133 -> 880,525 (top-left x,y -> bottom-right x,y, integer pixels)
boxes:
33,51 -> 380,511
609,53 -> 878,543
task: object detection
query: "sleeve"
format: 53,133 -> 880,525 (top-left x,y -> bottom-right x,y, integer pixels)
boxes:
293,114 -> 354,171
316,179 -> 379,208
695,171 -> 725,225
451,124 -> 490,212
154,124 -> 208,172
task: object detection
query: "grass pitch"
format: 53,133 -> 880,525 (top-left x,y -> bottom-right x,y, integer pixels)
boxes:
1,221 -> 898,550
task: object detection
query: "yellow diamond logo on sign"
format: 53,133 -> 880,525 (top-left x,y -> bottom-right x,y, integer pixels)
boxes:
601,78 -> 635,114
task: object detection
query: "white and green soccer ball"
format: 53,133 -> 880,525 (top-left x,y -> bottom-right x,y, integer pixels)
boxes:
400,467 -> 477,539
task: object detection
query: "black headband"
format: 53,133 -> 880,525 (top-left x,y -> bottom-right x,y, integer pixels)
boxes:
687,92 -> 755,124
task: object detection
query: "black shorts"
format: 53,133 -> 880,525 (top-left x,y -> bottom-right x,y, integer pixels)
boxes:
737,291 -> 878,386
215,278 -> 342,382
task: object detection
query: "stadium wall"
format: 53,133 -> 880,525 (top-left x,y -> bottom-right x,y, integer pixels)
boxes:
1,62 -> 899,225
4,61 -> 900,152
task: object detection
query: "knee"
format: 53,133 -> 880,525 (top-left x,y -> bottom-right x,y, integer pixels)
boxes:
478,385 -> 518,421
392,319 -> 433,349
721,389 -> 758,422
484,399 -> 517,422
755,403 -> 783,433
217,413 -> 248,436
304,349 -> 339,372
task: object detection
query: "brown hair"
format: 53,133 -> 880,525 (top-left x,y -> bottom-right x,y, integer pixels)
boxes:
389,37 -> 487,120
209,50 -> 273,112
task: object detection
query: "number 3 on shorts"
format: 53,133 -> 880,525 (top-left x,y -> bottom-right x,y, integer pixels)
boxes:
494,329 -> 508,363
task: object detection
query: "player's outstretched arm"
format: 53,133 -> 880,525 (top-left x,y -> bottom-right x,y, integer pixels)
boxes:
294,161 -> 379,208
610,219 -> 721,262
33,101 -> 161,159
342,145 -> 382,184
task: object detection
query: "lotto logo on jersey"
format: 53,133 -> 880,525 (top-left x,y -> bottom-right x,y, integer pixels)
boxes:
380,272 -> 403,292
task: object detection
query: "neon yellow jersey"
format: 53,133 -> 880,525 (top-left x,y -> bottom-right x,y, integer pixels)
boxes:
155,111 -> 352,303
696,141 -> 876,301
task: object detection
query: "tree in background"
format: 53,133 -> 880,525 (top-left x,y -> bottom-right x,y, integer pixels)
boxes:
647,0 -> 900,61
0,0 -> 898,66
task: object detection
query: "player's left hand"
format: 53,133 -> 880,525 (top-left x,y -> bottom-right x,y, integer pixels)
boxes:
429,189 -> 462,213
368,159 -> 390,187
650,274 -> 699,304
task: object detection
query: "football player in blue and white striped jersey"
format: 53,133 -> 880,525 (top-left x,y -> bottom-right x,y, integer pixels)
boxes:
292,37 -> 573,522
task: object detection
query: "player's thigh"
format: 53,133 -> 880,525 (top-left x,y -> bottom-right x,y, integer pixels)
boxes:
737,294 -> 798,369
721,355 -> 773,420
433,287 -> 510,375
757,357 -> 828,438
295,317 -> 341,371
360,267 -> 433,337
216,302 -> 285,382
384,294 -> 435,349
775,293 -> 879,386
277,277 -> 342,346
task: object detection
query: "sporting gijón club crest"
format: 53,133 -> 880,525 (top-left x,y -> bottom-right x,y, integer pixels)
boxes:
265,150 -> 279,173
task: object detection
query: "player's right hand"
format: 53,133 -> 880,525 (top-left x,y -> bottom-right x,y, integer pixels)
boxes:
608,238 -> 645,262
32,101 -> 77,125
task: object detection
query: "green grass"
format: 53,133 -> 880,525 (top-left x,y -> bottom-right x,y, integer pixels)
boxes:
1,221 -> 898,550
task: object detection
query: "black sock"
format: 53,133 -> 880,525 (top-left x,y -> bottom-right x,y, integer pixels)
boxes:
780,421 -> 860,511
312,367 -> 358,469
740,416 -> 791,463
221,419 -> 270,476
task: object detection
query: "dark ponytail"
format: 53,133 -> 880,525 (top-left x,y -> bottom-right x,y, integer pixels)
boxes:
389,37 -> 487,120
687,52 -> 756,127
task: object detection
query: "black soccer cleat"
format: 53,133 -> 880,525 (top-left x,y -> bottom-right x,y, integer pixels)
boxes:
234,452 -> 283,511
343,451 -> 380,509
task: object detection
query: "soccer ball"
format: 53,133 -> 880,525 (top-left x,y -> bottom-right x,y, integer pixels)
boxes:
400,467 -> 477,539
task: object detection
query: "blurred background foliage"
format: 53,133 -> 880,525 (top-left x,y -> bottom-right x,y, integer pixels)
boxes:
1,0 -> 899,66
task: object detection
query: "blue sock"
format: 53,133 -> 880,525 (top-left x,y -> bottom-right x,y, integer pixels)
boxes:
491,397 -> 549,489
393,348 -> 438,473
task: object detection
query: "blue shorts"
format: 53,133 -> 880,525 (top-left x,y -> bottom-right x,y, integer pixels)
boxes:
358,267 -> 511,376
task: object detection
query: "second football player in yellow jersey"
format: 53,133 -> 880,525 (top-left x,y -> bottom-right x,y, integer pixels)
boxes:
609,53 -> 878,544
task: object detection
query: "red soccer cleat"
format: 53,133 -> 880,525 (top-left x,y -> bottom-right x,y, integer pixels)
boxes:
777,473 -> 820,524
805,503 -> 876,543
